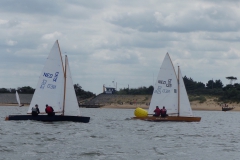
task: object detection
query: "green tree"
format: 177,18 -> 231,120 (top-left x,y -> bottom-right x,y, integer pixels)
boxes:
226,76 -> 237,85
0,88 -> 10,93
74,84 -> 95,98
206,79 -> 223,89
117,85 -> 154,95
196,82 -> 205,89
18,86 -> 35,94
183,76 -> 205,90
206,80 -> 214,89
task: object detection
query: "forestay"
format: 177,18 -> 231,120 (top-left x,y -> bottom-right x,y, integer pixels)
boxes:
148,53 -> 178,115
27,41 -> 64,114
64,56 -> 81,116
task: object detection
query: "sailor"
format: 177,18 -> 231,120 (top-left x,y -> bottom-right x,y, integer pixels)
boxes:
45,104 -> 55,116
32,104 -> 40,116
161,106 -> 168,117
153,106 -> 161,117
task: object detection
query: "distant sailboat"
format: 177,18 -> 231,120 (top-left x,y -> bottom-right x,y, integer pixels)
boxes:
6,40 -> 90,123
15,91 -> 21,107
133,53 -> 201,122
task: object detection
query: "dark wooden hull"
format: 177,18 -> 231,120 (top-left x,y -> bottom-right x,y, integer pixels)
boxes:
132,116 -> 201,122
222,107 -> 234,111
5,115 -> 90,123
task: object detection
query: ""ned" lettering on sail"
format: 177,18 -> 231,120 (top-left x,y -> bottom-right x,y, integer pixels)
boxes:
43,73 -> 53,78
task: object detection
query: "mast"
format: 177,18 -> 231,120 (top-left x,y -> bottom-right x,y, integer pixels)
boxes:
62,55 -> 67,116
178,66 -> 180,116
57,40 -> 66,115
57,40 -> 65,75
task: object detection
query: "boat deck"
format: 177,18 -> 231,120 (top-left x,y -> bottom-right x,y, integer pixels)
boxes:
132,116 -> 201,122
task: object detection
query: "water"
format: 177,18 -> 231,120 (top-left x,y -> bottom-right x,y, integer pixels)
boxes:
1,106 -> 240,160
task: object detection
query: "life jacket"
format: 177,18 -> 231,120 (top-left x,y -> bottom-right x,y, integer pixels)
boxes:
32,107 -> 37,112
154,108 -> 161,116
161,109 -> 167,114
46,106 -> 53,113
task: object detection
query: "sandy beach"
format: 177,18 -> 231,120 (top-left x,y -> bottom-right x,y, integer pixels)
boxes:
97,95 -> 240,111
2,99 -> 240,111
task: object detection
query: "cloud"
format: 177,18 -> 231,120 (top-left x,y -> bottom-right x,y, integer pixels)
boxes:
6,40 -> 18,46
1,0 -> 240,94
108,2 -> 240,33
0,0 -> 63,15
0,18 -> 20,28
0,19 -> 8,25
42,32 -> 63,40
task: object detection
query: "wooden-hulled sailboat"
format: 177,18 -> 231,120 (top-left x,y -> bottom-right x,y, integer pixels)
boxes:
5,40 -> 90,123
132,53 -> 201,122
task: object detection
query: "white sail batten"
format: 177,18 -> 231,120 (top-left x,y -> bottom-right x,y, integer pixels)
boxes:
148,53 -> 178,114
27,40 -> 64,114
179,68 -> 193,116
64,56 -> 81,116
16,91 -> 21,107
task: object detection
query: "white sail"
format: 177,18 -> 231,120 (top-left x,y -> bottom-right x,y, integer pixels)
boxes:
179,68 -> 193,116
63,55 -> 81,116
148,53 -> 178,115
16,91 -> 21,107
27,40 -> 64,114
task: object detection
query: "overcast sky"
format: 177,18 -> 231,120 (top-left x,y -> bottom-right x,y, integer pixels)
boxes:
1,0 -> 240,94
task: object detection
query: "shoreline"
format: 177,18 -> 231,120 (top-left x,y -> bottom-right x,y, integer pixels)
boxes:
100,101 -> 240,111
0,104 -> 29,107
2,102 -> 240,111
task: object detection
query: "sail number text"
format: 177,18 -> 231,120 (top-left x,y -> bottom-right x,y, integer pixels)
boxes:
158,79 -> 172,87
43,72 -> 59,82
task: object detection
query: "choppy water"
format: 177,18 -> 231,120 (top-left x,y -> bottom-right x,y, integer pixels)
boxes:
1,106 -> 240,160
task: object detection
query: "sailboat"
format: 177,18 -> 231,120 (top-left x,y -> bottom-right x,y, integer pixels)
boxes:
15,91 -> 21,107
5,40 -> 90,123
133,53 -> 201,122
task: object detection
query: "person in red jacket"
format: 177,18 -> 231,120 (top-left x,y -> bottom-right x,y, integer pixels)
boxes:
161,106 -> 168,117
45,104 -> 55,116
153,106 -> 161,117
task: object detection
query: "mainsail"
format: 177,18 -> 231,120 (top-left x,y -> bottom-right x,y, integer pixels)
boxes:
27,41 -> 65,114
148,53 -> 178,115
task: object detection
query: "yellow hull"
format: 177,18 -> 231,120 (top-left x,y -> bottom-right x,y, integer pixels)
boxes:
132,116 -> 201,122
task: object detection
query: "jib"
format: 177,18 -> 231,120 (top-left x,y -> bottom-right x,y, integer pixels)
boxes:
43,73 -> 53,78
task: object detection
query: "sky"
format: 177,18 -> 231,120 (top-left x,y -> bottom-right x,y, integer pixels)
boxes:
1,0 -> 240,95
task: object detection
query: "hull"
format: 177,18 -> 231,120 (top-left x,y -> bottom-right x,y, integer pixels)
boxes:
5,115 -> 90,123
222,107 -> 234,111
132,116 -> 201,122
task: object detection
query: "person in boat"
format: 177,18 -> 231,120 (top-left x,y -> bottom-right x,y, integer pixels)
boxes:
32,104 -> 40,116
153,106 -> 161,117
161,106 -> 168,117
45,104 -> 55,116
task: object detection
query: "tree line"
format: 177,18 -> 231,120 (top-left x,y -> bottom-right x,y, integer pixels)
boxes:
2,76 -> 240,102
182,76 -> 240,102
0,84 -> 96,99
117,86 -> 154,95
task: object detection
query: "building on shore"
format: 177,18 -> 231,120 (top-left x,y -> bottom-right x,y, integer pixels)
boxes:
103,85 -> 116,94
